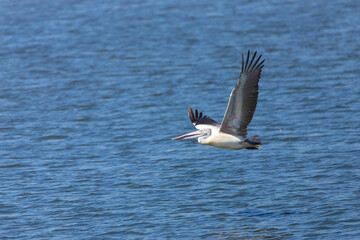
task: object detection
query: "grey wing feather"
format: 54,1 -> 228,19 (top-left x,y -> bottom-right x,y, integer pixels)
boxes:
219,50 -> 265,137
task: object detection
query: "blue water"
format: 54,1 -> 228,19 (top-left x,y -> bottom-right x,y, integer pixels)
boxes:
1,0 -> 360,239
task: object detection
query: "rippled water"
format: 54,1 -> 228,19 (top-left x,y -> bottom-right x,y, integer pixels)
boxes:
1,0 -> 360,239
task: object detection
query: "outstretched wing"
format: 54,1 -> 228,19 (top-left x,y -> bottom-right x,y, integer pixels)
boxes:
188,106 -> 220,126
219,50 -> 265,137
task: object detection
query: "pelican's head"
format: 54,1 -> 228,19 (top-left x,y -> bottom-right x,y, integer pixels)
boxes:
172,129 -> 211,142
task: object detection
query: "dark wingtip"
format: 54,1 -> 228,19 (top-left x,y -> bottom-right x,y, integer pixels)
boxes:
248,51 -> 257,70
242,50 -> 265,72
259,59 -> 266,69
241,53 -> 244,72
188,106 -> 194,122
250,54 -> 264,71
244,50 -> 250,70
187,107 -> 219,126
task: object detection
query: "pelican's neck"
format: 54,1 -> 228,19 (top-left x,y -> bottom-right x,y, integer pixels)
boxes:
197,129 -> 212,144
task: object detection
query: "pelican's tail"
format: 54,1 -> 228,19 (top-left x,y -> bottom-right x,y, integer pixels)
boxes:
244,135 -> 262,150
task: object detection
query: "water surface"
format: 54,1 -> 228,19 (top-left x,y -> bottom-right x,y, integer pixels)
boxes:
1,0 -> 360,239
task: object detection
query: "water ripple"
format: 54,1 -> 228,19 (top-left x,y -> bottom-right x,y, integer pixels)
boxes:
1,0 -> 360,239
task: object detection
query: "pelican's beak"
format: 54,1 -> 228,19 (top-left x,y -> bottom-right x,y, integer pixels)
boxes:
172,130 -> 205,140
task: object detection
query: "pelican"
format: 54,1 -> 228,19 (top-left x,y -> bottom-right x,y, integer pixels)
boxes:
172,50 -> 265,150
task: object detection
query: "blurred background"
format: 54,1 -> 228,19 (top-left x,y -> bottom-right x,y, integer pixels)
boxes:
0,0 -> 359,239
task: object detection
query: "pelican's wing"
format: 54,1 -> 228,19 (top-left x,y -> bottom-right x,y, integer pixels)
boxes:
219,50 -> 265,137
188,107 -> 220,126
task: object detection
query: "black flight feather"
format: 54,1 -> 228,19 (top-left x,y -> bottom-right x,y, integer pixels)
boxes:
187,107 -> 219,126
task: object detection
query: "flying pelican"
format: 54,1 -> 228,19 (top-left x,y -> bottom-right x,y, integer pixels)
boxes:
172,50 -> 265,150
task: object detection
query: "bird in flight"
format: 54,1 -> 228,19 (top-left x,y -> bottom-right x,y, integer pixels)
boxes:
172,50 -> 265,150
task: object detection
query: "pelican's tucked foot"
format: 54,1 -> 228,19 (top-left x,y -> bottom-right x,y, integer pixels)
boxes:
245,135 -> 262,150
245,146 -> 259,150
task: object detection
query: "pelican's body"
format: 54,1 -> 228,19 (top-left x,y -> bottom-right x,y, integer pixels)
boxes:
198,131 -> 250,150
189,123 -> 261,150
201,130 -> 246,150
173,50 -> 265,150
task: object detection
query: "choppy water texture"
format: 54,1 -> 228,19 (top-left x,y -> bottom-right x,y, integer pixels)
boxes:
1,0 -> 360,239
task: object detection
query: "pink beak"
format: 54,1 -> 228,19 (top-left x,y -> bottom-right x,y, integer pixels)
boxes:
172,130 -> 206,140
